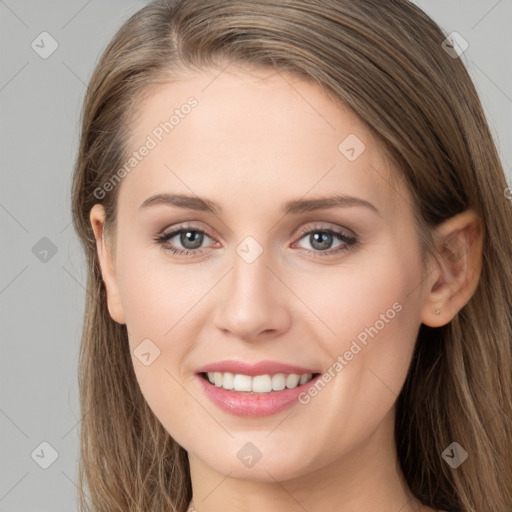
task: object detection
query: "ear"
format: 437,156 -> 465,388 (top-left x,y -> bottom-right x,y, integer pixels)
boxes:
89,204 -> 126,325
420,209 -> 484,327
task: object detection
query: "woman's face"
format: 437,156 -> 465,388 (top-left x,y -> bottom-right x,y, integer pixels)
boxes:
92,64 -> 434,482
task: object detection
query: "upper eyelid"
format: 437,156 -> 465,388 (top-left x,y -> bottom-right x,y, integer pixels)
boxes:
161,223 -> 215,239
295,222 -> 355,238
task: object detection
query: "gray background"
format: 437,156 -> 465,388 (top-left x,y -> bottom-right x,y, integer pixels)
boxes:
1,1 -> 510,510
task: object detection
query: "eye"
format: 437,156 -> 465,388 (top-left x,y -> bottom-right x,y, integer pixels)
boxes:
153,223 -> 358,258
153,224 -> 217,256
292,224 -> 357,257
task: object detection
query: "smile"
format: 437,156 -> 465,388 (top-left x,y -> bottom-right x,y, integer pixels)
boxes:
196,371 -> 322,417
202,371 -> 317,393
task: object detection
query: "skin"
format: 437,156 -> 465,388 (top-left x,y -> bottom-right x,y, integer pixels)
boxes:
90,63 -> 483,512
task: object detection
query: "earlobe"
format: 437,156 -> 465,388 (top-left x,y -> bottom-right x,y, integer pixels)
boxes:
89,204 -> 126,325
420,209 -> 484,328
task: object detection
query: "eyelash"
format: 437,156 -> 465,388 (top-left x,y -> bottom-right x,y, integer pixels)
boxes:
153,223 -> 358,258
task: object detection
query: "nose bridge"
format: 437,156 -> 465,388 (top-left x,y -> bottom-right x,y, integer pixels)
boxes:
229,238 -> 275,311
232,242 -> 270,296
212,235 -> 290,338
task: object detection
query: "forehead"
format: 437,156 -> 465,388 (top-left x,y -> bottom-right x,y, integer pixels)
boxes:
116,65 -> 410,221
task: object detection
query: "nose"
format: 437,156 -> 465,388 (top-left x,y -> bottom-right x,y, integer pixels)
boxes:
212,246 -> 292,341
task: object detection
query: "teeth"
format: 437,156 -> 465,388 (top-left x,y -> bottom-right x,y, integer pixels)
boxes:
272,373 -> 286,391
299,374 -> 311,385
214,372 -> 223,387
233,373 -> 252,391
252,374 -> 272,393
285,374 -> 300,388
206,372 -> 314,393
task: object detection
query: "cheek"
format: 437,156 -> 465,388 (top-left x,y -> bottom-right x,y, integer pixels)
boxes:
296,243 -> 423,420
115,238 -> 216,343
113,250 -> 201,434
294,240 -> 422,353
113,242 -> 226,412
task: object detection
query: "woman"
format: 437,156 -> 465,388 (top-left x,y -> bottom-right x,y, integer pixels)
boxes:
71,0 -> 512,511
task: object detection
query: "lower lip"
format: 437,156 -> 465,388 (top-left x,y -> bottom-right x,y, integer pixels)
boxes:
196,373 -> 321,417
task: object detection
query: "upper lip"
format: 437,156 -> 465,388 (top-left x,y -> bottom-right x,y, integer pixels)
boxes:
196,360 -> 319,376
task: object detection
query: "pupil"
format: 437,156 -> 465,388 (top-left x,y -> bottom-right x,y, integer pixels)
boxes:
181,230 -> 203,249
311,232 -> 332,250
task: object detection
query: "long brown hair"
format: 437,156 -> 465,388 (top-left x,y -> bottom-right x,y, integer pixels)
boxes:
71,1 -> 512,510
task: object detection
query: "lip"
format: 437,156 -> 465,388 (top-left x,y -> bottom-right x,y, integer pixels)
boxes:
194,361 -> 321,417
196,373 -> 321,417
196,359 -> 318,376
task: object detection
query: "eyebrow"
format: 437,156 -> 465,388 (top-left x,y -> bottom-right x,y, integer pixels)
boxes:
139,193 -> 380,216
